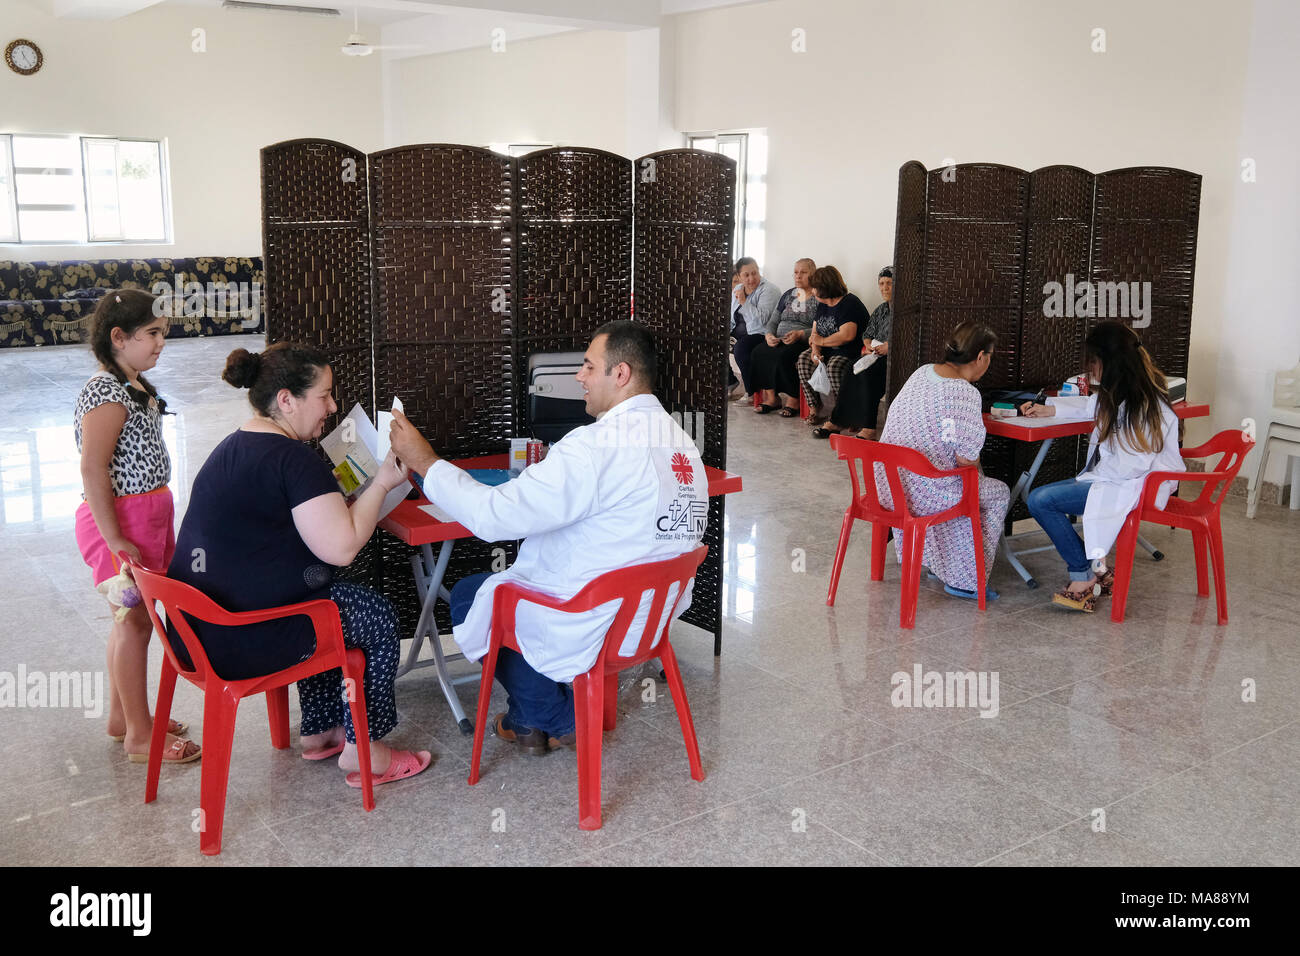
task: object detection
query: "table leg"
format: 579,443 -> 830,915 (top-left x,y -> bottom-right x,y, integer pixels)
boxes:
398,540 -> 474,735
1000,437 -> 1055,588
1136,534 -> 1165,561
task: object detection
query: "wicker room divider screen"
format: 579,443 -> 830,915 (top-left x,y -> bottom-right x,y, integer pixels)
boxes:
261,140 -> 735,647
634,149 -> 735,648
260,139 -> 384,590
890,161 -> 1202,524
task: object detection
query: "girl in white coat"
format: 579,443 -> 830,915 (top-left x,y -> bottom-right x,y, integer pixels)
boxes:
1021,321 -> 1183,612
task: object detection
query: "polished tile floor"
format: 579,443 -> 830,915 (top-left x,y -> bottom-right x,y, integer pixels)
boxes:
1,335 -> 1297,866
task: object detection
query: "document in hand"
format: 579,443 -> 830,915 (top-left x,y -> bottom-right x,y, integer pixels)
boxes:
853,340 -> 885,374
320,402 -> 408,519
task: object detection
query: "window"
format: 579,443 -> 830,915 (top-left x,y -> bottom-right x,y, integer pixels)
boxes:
687,130 -> 767,269
487,143 -> 554,157
0,133 -> 169,244
0,137 -> 16,242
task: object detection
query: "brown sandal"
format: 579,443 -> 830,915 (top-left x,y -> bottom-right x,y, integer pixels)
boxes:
1051,582 -> 1101,613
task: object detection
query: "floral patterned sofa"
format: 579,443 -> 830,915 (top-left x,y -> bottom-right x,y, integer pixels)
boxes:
0,256 -> 264,348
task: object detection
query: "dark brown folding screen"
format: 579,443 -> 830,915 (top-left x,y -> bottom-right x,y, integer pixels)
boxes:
262,140 -> 733,646
366,145 -> 517,630
260,139 -> 373,433
514,147 -> 633,431
890,161 -> 1202,522
634,149 -> 735,649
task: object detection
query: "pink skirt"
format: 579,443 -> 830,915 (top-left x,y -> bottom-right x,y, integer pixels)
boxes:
75,486 -> 176,587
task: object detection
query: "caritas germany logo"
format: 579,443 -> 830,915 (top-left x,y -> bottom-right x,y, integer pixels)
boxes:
670,452 -> 695,485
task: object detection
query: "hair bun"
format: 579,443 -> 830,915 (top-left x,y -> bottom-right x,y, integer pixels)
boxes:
222,348 -> 262,389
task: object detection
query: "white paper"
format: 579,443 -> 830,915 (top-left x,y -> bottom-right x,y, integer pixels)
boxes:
853,340 -> 885,375
377,396 -> 403,463
320,402 -> 406,520
419,502 -> 456,523
1008,415 -> 1090,428
321,404 -> 379,476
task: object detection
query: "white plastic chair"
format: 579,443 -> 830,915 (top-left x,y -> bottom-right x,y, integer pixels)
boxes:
1246,364 -> 1300,517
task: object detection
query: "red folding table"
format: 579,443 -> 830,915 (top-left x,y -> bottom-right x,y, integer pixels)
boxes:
983,402 -> 1209,588
380,453 -> 742,734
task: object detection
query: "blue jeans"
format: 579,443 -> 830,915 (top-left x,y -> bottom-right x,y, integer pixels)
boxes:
450,573 -> 576,737
1025,479 -> 1095,582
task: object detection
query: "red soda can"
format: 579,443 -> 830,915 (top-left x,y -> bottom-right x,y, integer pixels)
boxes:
526,440 -> 542,466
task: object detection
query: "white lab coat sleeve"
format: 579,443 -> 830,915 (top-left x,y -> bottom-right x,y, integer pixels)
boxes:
1045,394 -> 1097,420
422,438 -> 599,542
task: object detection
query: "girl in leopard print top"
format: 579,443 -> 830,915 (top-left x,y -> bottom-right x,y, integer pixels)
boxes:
73,289 -> 199,765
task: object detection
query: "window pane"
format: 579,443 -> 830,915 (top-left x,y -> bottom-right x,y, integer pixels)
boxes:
118,140 -> 164,241
84,139 -> 121,241
689,136 -> 717,152
12,135 -> 79,170
15,171 -> 80,206
17,209 -> 82,242
0,138 -> 16,241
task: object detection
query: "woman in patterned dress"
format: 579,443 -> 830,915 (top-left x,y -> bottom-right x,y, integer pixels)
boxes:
876,323 -> 1010,599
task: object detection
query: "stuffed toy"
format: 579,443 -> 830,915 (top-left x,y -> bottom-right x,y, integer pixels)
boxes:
96,568 -> 143,622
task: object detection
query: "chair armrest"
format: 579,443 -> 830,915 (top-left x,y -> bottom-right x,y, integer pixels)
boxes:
1138,469 -> 1227,508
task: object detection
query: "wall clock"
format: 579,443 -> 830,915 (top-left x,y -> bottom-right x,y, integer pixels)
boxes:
5,39 -> 43,76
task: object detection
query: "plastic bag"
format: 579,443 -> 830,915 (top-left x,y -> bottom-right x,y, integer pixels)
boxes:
809,360 -> 832,395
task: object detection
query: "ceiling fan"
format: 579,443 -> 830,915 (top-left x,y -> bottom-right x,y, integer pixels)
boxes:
341,7 -> 420,56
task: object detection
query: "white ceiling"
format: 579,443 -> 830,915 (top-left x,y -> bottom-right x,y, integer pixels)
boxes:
31,0 -> 759,28
27,0 -> 762,60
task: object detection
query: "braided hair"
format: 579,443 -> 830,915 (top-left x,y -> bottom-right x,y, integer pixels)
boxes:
88,289 -> 169,414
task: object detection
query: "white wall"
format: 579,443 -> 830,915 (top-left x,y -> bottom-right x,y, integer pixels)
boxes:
1215,0 -> 1300,486
673,0 -> 1253,437
387,29 -> 629,153
0,3 -> 383,260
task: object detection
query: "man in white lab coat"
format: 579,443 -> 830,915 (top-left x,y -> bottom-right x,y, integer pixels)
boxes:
389,321 -> 708,752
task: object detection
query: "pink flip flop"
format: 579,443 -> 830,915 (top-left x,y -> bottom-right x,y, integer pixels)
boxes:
302,741 -> 345,761
345,749 -> 432,789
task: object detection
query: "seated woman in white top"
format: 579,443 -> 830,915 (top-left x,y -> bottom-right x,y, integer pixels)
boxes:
1021,321 -> 1184,612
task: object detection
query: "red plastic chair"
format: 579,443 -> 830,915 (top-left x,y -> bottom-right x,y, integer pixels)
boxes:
124,555 -> 375,855
826,436 -> 986,628
468,545 -> 709,830
1111,429 -> 1254,624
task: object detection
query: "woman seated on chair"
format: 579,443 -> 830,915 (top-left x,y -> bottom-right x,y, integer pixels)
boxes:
796,265 -> 867,437
877,322 -> 1010,600
1021,321 -> 1183,613
827,265 -> 894,440
749,257 -> 821,416
168,343 -> 431,787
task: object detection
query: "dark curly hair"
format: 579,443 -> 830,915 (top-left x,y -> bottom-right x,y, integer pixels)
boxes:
223,342 -> 331,417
